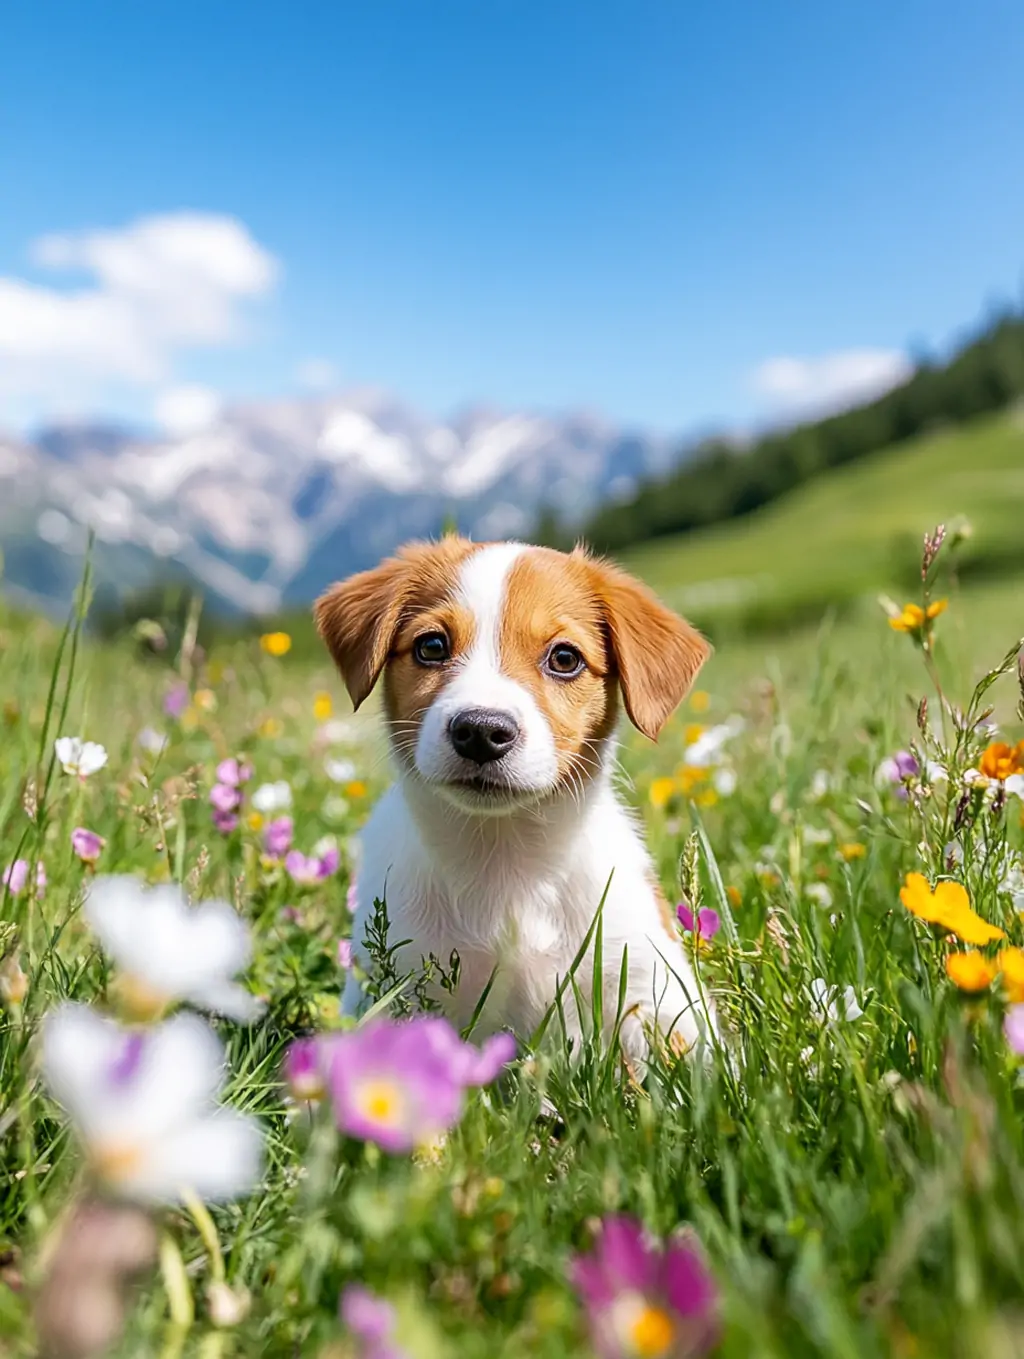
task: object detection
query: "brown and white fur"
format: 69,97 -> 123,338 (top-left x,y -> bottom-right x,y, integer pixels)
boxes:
316,537 -> 717,1070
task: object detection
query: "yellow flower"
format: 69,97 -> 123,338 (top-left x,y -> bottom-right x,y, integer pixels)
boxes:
345,780 -> 368,799
945,951 -> 998,993
194,688 -> 217,712
260,631 -> 292,657
999,947 -> 1024,1004
678,766 -> 707,795
726,885 -> 743,908
649,776 -> 677,810
888,599 -> 947,633
839,842 -> 867,861
684,723 -> 706,745
689,690 -> 710,714
247,811 -> 264,832
313,691 -> 333,722
899,872 -> 1005,946
259,717 -> 284,739
180,706 -> 200,733
695,787 -> 718,808
979,741 -> 1024,782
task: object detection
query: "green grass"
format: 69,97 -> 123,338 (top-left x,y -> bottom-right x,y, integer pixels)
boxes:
622,410 -> 1024,636
2,553 -> 1024,1358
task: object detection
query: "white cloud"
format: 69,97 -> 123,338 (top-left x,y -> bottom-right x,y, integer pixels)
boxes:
154,385 -> 222,437
752,349 -> 911,415
0,213 -> 278,413
296,358 -> 339,391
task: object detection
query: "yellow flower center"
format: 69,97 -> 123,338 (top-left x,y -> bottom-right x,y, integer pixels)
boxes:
91,1140 -> 145,1184
111,973 -> 172,1024
355,1078 -> 405,1128
611,1294 -> 676,1358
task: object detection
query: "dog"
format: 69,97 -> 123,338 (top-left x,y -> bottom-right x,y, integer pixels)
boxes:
316,537 -> 717,1070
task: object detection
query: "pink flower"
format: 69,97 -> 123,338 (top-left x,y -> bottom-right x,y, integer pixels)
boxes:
337,939 -> 353,970
216,758 -> 253,787
340,1284 -> 408,1358
209,783 -> 242,814
212,810 -> 239,835
1005,1005 -> 1024,1055
71,828 -> 105,865
3,860 -> 46,898
163,683 -> 189,719
285,1038 -> 327,1102
676,902 -> 721,941
284,851 -> 322,888
263,816 -> 293,859
571,1216 -> 719,1359
318,846 -> 340,879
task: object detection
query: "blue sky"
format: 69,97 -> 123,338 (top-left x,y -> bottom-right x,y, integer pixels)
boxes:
2,0 -> 1022,435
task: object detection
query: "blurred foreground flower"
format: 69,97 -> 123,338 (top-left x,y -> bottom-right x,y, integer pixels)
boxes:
810,978 -> 864,1023
899,873 -> 1005,946
71,828 -> 105,866
945,952 -> 998,993
291,1015 -> 515,1153
55,737 -> 108,779
42,1005 -> 263,1204
163,683 -> 190,719
340,1285 -> 408,1359
252,781 -> 292,814
260,631 -> 292,657
3,859 -> 47,898
285,846 -> 339,887
264,815 -> 294,859
571,1215 -> 719,1359
84,875 -> 260,1022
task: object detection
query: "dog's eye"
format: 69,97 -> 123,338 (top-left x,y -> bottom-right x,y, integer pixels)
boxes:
413,632 -> 450,666
544,643 -> 585,679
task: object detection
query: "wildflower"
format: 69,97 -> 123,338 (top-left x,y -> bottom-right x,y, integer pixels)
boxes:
325,756 -> 358,784
1004,1006 -> 1024,1056
260,631 -> 292,657
346,780 -> 368,800
876,751 -> 920,799
84,875 -> 260,1022
683,718 -> 743,768
252,781 -> 292,814
193,688 -> 217,712
0,954 -> 28,1007
810,978 -> 864,1023
263,816 -> 294,859
338,939 -> 353,969
209,783 -> 242,814
649,777 -> 676,811
979,741 -> 1024,782
320,1015 -> 514,1154
215,758 -> 253,787
3,860 -> 46,898
284,1038 -> 327,1102
675,903 -> 721,942
163,684 -> 189,719
805,883 -> 833,909
340,1285 -> 407,1359
839,842 -> 866,861
71,828 -> 105,866
726,885 -> 742,908
285,850 -> 336,887
888,599 -> 947,633
808,770 -> 831,801
42,1004 -> 262,1203
319,717 -> 361,744
689,690 -> 710,714
313,691 -> 333,722
258,716 -> 284,739
899,873 -> 1005,945
212,810 -> 239,835
945,952 -> 998,993
571,1215 -> 719,1359
55,737 -> 108,779
137,727 -> 168,756
998,947 -> 1024,1004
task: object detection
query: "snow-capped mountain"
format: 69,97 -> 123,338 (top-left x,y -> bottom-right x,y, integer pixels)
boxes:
0,389 -> 676,614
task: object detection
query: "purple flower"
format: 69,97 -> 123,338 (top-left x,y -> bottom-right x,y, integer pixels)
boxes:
322,1015 -> 512,1154
1005,1005 -> 1024,1056
71,827 -> 105,865
3,860 -> 46,898
216,758 -> 253,787
877,751 -> 920,801
338,938 -> 353,969
210,783 -> 242,814
571,1216 -> 719,1359
340,1285 -> 407,1359
285,1038 -> 327,1101
263,816 -> 293,859
163,683 -> 189,719
676,902 -> 721,941
317,846 -> 340,879
212,810 -> 239,835
285,851 -> 322,887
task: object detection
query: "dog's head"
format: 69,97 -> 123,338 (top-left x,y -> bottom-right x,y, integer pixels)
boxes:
315,538 -> 710,815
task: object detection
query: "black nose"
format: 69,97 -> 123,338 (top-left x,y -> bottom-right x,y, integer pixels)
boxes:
449,707 -> 521,765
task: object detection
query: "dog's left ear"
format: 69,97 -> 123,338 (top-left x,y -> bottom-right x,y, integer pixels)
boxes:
584,554 -> 711,741
314,554 -> 413,710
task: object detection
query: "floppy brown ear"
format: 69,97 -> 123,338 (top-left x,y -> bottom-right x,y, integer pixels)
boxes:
314,555 -> 412,710
585,555 -> 711,741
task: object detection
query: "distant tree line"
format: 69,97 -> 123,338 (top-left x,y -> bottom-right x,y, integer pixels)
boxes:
538,310 -> 1024,555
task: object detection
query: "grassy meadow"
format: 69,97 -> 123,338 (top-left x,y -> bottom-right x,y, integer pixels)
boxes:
2,518 -> 1024,1357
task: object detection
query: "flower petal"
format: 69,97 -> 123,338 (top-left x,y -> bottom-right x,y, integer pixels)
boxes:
118,1108 -> 263,1204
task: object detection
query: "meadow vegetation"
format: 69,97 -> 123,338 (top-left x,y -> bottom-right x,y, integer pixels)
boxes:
1,528 -> 1024,1358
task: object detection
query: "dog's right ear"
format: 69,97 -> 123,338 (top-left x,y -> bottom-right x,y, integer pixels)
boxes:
314,556 -> 412,710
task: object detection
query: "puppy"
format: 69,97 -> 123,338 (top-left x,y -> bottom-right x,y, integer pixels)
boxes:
316,537 -> 716,1069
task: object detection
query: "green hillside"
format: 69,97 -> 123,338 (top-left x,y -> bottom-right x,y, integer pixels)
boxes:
622,410 -> 1024,635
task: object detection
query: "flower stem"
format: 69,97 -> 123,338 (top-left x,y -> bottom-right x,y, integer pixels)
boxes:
182,1188 -> 226,1283
159,1229 -> 194,1328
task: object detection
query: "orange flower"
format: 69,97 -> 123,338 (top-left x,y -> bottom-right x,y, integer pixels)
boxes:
839,842 -> 866,861
999,947 -> 1024,1004
888,599 -> 948,633
945,951 -> 998,993
979,741 -> 1024,782
899,872 -> 1006,945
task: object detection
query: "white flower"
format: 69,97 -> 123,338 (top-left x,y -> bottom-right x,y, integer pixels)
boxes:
810,978 -> 863,1023
324,757 -> 357,784
805,883 -> 834,909
319,718 -> 361,745
683,718 -> 743,768
55,737 -> 108,778
42,1003 -> 262,1204
322,795 -> 350,823
803,825 -> 832,846
251,781 -> 292,814
808,770 -> 831,801
1007,774 -> 1024,801
137,727 -> 168,755
999,860 -> 1024,913
84,876 -> 260,1022
712,766 -> 737,797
